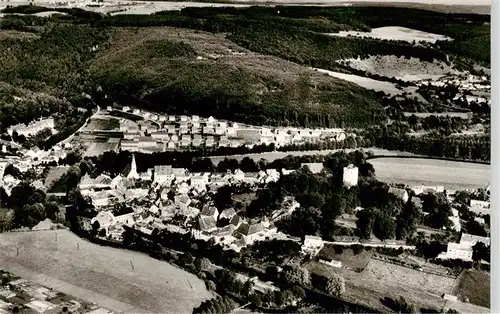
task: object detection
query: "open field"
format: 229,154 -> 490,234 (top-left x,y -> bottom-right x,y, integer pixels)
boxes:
312,68 -> 403,95
43,166 -> 70,189
342,55 -> 458,82
0,230 -> 213,313
209,148 -> 418,164
370,157 -> 490,190
83,118 -> 120,132
453,270 -> 490,308
326,26 -> 452,44
306,257 -> 488,313
84,142 -> 120,157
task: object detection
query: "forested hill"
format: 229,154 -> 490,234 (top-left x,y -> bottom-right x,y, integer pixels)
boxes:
0,5 -> 490,130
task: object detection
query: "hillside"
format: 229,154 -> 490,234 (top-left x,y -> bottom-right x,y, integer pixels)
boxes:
90,27 -> 385,127
0,5 -> 490,130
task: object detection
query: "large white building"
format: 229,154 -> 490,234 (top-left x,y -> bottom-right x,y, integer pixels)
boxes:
301,235 -> 324,256
153,165 -> 188,185
438,233 -> 490,262
7,117 -> 55,137
412,185 -> 445,195
343,164 -> 359,188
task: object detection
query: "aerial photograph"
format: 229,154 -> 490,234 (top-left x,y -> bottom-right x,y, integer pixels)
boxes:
0,0 -> 491,313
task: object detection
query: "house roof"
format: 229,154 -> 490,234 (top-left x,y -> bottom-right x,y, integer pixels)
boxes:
236,222 -> 264,236
201,205 -> 218,217
175,194 -> 191,205
230,215 -> 242,226
199,216 -> 217,231
79,174 -> 94,185
305,235 -> 323,242
460,233 -> 490,246
220,208 -> 236,220
155,165 -> 173,176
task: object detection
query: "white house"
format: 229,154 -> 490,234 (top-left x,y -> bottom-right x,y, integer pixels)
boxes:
219,208 -> 236,221
190,173 -> 209,191
233,169 -> 245,182
90,211 -> 115,232
438,242 -> 473,261
7,117 -> 55,137
412,185 -> 445,196
301,235 -> 324,256
319,258 -> 342,268
343,164 -> 359,188
153,165 -> 188,185
438,233 -> 490,262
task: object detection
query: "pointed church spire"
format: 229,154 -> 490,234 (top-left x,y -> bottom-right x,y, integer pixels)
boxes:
127,153 -> 139,180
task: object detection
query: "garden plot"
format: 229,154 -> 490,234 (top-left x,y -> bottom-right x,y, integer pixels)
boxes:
325,26 -> 452,44
0,230 -> 213,314
340,55 -> 459,82
453,270 -> 490,308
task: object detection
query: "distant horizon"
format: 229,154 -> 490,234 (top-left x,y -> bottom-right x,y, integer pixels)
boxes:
231,0 -> 490,5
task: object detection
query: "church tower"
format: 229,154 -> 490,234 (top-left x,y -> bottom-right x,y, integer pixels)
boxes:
127,154 -> 139,180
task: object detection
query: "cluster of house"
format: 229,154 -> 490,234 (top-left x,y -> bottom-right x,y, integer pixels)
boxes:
85,160 -> 362,251
419,73 -> 491,105
437,233 -> 491,262
6,117 -> 55,137
0,142 -> 74,195
110,107 -> 348,153
82,155 -> 305,251
0,274 -> 112,314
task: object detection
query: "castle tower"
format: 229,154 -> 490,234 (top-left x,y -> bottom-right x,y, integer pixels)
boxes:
343,164 -> 359,188
127,154 -> 139,180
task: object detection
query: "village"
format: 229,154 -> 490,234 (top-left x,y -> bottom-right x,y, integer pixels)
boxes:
417,72 -> 491,106
0,105 -> 491,314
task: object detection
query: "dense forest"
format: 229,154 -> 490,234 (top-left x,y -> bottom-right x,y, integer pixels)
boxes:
0,5 -> 491,160
0,5 -> 490,131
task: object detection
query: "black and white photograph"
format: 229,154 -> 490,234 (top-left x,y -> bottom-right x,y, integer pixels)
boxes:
0,0 -> 494,313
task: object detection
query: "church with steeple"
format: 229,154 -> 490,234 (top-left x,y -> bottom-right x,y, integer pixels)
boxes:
126,154 -> 139,180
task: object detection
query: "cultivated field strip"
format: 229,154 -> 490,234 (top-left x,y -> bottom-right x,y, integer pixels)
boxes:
370,158 -> 490,189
